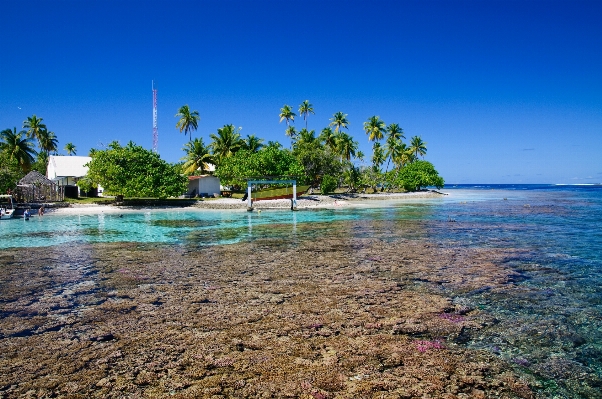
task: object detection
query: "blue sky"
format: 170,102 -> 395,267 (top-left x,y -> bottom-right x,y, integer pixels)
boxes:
1,0 -> 601,183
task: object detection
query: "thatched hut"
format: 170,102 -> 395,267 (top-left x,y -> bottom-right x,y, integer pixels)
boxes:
15,171 -> 64,203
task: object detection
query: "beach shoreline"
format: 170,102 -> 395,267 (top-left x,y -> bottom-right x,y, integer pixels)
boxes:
45,191 -> 446,215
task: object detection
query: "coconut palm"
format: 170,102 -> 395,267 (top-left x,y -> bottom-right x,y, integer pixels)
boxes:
279,105 -> 296,127
38,129 -> 59,156
64,142 -> 76,155
384,123 -> 405,172
285,126 -> 297,144
319,127 -> 337,152
0,127 -> 37,172
241,134 -> 264,153
23,115 -> 47,146
181,137 -> 214,175
363,116 -> 386,142
329,111 -> 349,132
298,100 -> 315,129
279,105 -> 296,146
175,105 -> 200,141
409,136 -> 427,159
293,129 -> 317,150
335,131 -> 358,161
209,124 -> 243,164
88,148 -> 98,157
371,142 -> 385,171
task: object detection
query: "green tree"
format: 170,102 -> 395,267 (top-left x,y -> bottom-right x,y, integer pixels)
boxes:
23,115 -> 47,146
371,142 -> 385,171
209,124 -> 243,165
363,115 -> 386,142
86,141 -> 187,198
409,136 -> 427,159
285,126 -> 297,145
320,175 -> 337,194
293,141 -> 342,188
279,104 -> 296,146
319,127 -> 337,152
293,128 -> 317,150
0,150 -> 24,194
181,137 -> 214,175
38,129 -> 59,156
384,123 -> 405,172
216,146 -> 304,188
241,134 -> 264,153
0,127 -> 37,172
175,105 -> 200,141
396,160 -> 444,191
32,152 -> 49,176
329,111 -> 349,132
334,131 -> 358,161
298,100 -> 314,129
64,142 -> 76,155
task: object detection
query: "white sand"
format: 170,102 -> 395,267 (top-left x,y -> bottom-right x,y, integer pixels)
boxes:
46,191 -> 446,215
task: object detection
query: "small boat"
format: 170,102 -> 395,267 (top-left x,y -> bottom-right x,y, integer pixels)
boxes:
0,195 -> 15,220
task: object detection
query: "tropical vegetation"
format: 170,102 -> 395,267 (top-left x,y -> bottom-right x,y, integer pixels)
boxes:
86,141 -> 187,198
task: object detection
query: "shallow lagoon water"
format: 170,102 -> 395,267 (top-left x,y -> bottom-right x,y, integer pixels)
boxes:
1,184 -> 602,397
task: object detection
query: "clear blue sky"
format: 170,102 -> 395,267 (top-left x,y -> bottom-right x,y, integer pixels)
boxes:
1,0 -> 601,184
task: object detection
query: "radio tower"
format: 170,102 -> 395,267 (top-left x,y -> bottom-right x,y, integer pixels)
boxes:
152,80 -> 158,153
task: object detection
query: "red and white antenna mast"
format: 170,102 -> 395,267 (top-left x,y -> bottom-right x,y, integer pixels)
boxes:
152,80 -> 158,153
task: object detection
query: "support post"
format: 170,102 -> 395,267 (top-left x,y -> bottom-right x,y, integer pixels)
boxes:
291,182 -> 297,210
247,181 -> 253,211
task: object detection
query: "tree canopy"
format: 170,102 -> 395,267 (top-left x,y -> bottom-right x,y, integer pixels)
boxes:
215,146 -> 304,188
394,160 -> 444,191
86,141 -> 187,198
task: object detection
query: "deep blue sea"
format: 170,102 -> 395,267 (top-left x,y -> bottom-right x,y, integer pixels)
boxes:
1,184 -> 601,397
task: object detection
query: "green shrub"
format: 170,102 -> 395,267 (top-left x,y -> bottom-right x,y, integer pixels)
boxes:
321,175 -> 337,194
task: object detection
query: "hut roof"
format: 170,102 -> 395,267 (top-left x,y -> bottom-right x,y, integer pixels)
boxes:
18,171 -> 54,186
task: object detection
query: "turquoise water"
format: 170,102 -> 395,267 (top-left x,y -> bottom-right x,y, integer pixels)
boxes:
2,184 -> 602,396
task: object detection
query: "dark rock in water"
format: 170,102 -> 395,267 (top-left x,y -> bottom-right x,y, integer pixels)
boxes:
90,333 -> 116,342
453,326 -> 472,344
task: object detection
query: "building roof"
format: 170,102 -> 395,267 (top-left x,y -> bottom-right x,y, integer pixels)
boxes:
47,156 -> 92,179
188,175 -> 218,181
19,171 -> 54,186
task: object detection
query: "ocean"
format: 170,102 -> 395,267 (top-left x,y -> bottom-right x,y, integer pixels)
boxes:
1,184 -> 601,397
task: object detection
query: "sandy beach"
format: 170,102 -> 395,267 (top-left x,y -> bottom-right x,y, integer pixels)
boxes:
46,191 -> 446,215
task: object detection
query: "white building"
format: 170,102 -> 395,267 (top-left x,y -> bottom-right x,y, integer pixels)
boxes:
187,175 -> 221,198
47,156 -> 100,197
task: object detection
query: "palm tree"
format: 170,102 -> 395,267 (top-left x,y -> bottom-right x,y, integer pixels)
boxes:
409,136 -> 427,159
319,127 -> 337,152
0,127 -> 37,172
38,129 -> 59,156
329,111 -> 349,132
64,142 -> 76,156
298,100 -> 315,129
265,141 -> 283,149
363,116 -> 386,142
175,105 -> 200,141
279,105 -> 296,146
384,123 -> 405,172
209,124 -> 243,165
371,142 -> 385,171
285,126 -> 297,144
335,132 -> 358,161
241,134 -> 264,153
23,115 -> 47,147
293,129 -> 317,150
181,137 -> 214,175
88,148 -> 98,157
